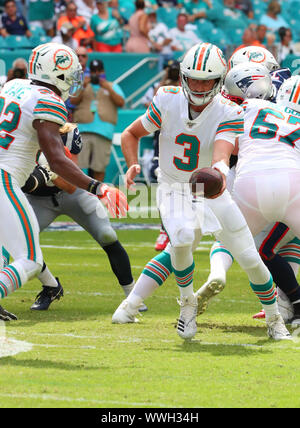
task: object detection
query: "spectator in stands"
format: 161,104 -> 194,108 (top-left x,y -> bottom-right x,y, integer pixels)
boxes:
276,27 -> 300,64
52,21 -> 79,50
185,0 -> 213,23
196,0 -> 249,30
125,0 -> 150,53
90,0 -> 123,53
28,0 -> 55,37
76,0 -> 97,23
71,59 -> 125,182
169,12 -> 201,52
256,24 -> 267,45
76,46 -> 91,78
57,1 -> 95,50
6,57 -> 27,82
260,0 -> 288,33
0,0 -> 31,37
232,27 -> 265,52
147,8 -> 173,70
235,0 -> 253,20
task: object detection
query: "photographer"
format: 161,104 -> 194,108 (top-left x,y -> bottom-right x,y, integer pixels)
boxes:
6,57 -> 27,82
71,59 -> 125,182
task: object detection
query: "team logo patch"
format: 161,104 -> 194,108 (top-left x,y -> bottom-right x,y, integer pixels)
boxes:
236,75 -> 264,93
53,49 -> 73,72
248,51 -> 266,63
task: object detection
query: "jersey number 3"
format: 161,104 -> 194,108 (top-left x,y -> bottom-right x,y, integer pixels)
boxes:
0,97 -> 22,150
173,134 -> 200,172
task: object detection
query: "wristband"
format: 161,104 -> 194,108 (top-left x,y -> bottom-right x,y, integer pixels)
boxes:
87,179 -> 102,195
212,161 -> 229,177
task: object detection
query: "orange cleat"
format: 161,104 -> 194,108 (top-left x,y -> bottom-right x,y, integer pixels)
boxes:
155,229 -> 169,251
252,309 -> 265,319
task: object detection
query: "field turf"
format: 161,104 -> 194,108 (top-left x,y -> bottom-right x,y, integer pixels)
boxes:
0,223 -> 300,408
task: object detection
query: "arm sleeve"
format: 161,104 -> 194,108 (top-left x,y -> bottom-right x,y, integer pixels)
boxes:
33,95 -> 68,126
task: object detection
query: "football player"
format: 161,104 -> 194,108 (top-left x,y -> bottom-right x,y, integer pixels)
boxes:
22,123 -> 146,312
112,43 -> 290,341
214,75 -> 300,329
0,42 -> 127,321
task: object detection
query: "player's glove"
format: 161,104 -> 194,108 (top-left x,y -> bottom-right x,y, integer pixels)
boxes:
88,181 -> 128,218
0,305 -> 18,321
21,165 -> 52,193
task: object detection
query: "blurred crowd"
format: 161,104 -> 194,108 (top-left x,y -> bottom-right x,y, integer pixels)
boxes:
0,0 -> 300,64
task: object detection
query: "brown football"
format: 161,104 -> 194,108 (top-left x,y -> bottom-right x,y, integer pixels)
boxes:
189,167 -> 224,198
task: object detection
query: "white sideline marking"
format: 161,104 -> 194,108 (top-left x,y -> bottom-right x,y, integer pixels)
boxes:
40,242 -> 214,251
0,393 -> 168,407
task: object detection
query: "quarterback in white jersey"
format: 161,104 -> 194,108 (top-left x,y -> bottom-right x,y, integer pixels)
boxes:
0,42 -> 128,321
112,43 -> 290,341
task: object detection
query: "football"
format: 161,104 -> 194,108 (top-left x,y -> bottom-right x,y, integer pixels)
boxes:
189,167 -> 224,198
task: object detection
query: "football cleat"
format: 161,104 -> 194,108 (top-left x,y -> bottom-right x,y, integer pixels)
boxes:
290,315 -> 300,328
112,299 -> 140,324
0,305 -> 17,321
176,294 -> 198,340
122,282 -> 148,312
31,278 -> 63,311
138,302 -> 148,312
252,309 -> 265,319
266,314 -> 292,341
195,277 -> 225,315
155,229 -> 169,251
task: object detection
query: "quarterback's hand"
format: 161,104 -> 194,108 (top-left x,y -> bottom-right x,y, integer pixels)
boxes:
125,164 -> 141,189
209,168 -> 226,199
98,184 -> 128,218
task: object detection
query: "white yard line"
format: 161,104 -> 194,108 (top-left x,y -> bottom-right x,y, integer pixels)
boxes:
0,393 -> 168,407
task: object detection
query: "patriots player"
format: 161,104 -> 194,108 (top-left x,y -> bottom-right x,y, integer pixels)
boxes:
0,42 -> 128,321
112,42 -> 290,341
23,123 -> 146,312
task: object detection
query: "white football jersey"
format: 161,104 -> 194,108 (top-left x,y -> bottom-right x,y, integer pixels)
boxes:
141,86 -> 244,185
236,99 -> 300,178
0,79 -> 68,186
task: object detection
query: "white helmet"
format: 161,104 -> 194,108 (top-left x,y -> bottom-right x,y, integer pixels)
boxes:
277,75 -> 300,113
224,62 -> 274,104
28,42 -> 83,101
180,42 -> 227,106
228,46 -> 279,72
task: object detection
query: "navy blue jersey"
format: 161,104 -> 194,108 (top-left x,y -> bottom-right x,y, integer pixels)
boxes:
270,68 -> 292,102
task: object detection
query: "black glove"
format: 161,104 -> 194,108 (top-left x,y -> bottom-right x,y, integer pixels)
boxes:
22,165 -> 51,193
0,305 -> 17,321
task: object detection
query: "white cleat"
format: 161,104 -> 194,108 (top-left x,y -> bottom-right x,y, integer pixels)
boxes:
266,314 -> 292,341
176,294 -> 198,340
195,278 -> 225,315
112,299 -> 140,324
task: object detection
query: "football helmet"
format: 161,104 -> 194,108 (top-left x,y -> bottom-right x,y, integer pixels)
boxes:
223,62 -> 274,104
180,43 -> 227,106
28,43 -> 83,101
228,46 -> 279,72
277,75 -> 300,113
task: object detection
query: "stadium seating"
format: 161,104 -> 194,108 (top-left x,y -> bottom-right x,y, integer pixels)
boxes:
156,7 -> 179,29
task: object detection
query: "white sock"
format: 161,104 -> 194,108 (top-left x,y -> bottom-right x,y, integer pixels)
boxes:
38,264 -> 58,288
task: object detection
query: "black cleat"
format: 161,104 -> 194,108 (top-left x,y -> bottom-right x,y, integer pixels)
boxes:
31,278 -> 64,311
0,305 -> 18,321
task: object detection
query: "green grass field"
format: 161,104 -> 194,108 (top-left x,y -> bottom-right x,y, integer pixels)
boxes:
0,224 -> 300,408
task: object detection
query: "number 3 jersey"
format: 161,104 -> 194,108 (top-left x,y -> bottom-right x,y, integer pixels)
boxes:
141,86 -> 244,185
236,98 -> 300,178
0,78 -> 68,187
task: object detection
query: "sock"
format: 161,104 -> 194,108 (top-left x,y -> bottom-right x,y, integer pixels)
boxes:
127,274 -> 159,306
209,241 -> 234,282
170,245 -> 194,298
0,261 -> 27,298
1,247 -> 10,269
37,262 -> 58,288
102,241 -> 133,286
250,275 -> 279,319
142,250 -> 173,286
263,255 -> 300,303
173,262 -> 195,298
